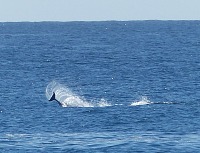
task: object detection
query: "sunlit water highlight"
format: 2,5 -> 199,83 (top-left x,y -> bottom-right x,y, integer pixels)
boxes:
1,131 -> 200,152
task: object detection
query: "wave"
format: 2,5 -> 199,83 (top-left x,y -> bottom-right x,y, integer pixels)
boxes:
3,131 -> 200,151
45,81 -> 111,107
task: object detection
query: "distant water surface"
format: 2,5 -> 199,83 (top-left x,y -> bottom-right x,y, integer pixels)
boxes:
0,21 -> 200,152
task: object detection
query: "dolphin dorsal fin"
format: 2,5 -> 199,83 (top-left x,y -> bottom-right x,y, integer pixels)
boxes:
49,92 -> 56,101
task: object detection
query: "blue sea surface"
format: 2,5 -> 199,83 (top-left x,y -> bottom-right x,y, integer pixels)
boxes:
0,21 -> 200,152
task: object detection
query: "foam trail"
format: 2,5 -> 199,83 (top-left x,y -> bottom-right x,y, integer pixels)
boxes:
46,81 -> 111,107
130,96 -> 152,106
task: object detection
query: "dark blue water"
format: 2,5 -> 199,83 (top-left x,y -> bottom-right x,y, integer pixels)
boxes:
1,21 -> 200,152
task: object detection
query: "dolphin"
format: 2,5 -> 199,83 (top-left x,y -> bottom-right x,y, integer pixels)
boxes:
49,92 -> 56,101
48,92 -> 65,107
48,91 -> 93,107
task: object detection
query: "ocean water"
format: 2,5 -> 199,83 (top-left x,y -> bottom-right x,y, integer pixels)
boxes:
0,21 -> 200,152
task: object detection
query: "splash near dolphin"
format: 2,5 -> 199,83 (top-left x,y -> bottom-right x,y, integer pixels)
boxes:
46,81 -> 173,107
46,81 -> 111,107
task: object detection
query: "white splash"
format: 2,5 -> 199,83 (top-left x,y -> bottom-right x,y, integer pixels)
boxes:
130,96 -> 152,106
46,81 -> 93,107
97,98 -> 112,107
46,81 -> 111,107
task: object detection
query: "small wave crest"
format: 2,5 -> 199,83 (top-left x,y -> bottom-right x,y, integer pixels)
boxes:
46,81 -> 111,107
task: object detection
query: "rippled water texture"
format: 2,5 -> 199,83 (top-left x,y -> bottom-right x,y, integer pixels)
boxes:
0,21 -> 200,152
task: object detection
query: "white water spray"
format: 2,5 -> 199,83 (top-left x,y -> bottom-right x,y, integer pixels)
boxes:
130,96 -> 152,106
45,81 -> 111,107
